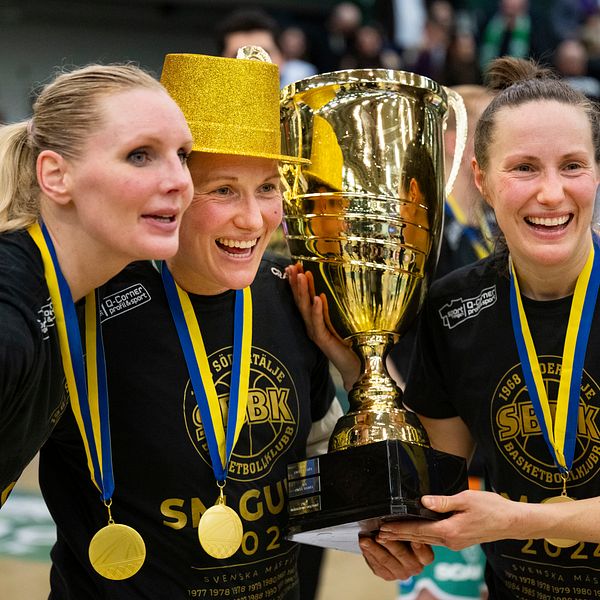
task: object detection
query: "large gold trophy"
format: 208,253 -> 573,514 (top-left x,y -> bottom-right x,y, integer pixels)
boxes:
280,69 -> 469,551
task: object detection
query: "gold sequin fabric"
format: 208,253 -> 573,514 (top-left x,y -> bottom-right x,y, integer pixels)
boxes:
161,53 -> 302,162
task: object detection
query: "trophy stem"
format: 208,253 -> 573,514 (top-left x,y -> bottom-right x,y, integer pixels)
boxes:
328,333 -> 430,452
348,333 -> 401,412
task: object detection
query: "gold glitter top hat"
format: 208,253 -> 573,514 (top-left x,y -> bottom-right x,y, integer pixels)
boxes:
160,50 -> 304,163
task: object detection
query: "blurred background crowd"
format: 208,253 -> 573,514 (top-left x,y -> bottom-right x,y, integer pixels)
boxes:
220,0 -> 600,97
0,0 -> 599,126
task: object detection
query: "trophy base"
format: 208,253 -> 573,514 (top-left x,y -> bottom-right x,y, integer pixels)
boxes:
286,439 -> 468,553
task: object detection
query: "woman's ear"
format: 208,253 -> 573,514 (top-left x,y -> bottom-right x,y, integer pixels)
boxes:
37,150 -> 71,205
408,177 -> 422,202
472,158 -> 492,208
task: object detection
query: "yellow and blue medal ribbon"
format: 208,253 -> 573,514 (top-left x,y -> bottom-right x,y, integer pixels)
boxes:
509,241 -> 600,474
28,222 -> 113,500
445,195 -> 491,260
160,263 -> 251,482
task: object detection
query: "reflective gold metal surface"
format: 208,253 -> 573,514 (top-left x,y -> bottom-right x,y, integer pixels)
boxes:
280,69 -> 466,452
88,523 -> 146,580
198,502 -> 244,559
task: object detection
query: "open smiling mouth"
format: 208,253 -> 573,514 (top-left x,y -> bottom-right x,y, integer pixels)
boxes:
143,214 -> 176,223
525,214 -> 573,231
216,238 -> 259,256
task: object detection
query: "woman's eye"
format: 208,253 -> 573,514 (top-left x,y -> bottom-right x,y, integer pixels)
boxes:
214,186 -> 232,195
128,150 -> 149,166
565,162 -> 582,171
515,164 -> 532,172
260,183 -> 279,193
178,150 -> 190,165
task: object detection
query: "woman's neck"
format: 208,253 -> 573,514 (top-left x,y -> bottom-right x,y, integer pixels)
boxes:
166,257 -> 228,297
515,266 -> 575,301
41,218 -> 129,302
511,245 -> 592,301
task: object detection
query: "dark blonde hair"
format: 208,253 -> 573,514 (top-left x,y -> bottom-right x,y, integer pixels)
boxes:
474,56 -> 600,171
0,63 -> 164,233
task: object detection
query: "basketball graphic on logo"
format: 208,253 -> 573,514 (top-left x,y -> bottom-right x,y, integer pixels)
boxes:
184,346 -> 299,482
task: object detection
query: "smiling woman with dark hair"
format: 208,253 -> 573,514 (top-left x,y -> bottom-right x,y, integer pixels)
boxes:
376,57 -> 600,599
291,56 -> 600,599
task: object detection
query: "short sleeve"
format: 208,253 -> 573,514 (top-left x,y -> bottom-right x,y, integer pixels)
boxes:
403,297 -> 459,419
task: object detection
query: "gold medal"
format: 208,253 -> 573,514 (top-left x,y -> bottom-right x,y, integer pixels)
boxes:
162,272 -> 251,560
198,496 -> 243,559
89,522 -> 146,580
543,494 -> 578,548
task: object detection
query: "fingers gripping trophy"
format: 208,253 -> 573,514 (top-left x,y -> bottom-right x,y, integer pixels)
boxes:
280,69 -> 470,551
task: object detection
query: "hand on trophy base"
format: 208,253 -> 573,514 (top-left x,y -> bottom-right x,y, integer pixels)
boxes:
286,439 -> 468,553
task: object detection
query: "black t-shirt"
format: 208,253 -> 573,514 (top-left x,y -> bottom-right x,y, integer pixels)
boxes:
0,230 -> 67,504
388,206 -> 495,382
404,253 -> 600,600
40,257 -> 335,600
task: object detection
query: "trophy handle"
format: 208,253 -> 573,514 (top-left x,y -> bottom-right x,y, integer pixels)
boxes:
443,87 -> 468,198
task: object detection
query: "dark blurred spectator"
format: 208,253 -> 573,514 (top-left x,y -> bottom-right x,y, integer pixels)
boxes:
478,0 -> 555,70
216,8 -> 319,89
580,12 -> 600,80
430,0 -> 456,33
216,7 -> 307,89
217,8 -> 283,65
339,23 -> 402,70
549,0 -> 589,42
440,28 -> 483,85
279,26 -> 318,86
554,38 -> 600,100
374,0 -> 426,56
406,13 -> 452,82
318,1 -> 363,72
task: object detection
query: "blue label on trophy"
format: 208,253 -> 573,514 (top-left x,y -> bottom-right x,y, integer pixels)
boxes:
287,457 -> 320,481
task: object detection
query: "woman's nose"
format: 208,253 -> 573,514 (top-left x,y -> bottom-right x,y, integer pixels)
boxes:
235,194 -> 264,230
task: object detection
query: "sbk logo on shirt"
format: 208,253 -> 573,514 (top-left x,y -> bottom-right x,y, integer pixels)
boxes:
438,286 -> 497,329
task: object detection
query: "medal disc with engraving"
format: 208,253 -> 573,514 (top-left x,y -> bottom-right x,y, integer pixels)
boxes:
543,495 -> 578,548
198,503 -> 243,559
89,523 -> 146,580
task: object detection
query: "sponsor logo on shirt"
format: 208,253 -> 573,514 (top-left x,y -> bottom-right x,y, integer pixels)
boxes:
98,284 -> 151,322
270,266 -> 287,280
438,286 -> 497,329
37,298 -> 56,340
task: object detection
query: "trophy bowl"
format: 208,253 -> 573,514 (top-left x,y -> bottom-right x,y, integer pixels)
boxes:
279,69 -> 469,551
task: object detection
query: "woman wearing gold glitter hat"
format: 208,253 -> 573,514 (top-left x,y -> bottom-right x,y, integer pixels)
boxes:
36,51 -> 425,598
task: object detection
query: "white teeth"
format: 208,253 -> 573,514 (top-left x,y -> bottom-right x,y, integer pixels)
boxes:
527,215 -> 569,226
152,215 -> 173,222
217,238 -> 258,249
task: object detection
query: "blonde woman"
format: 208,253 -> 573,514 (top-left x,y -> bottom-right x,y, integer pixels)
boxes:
0,63 -> 193,504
